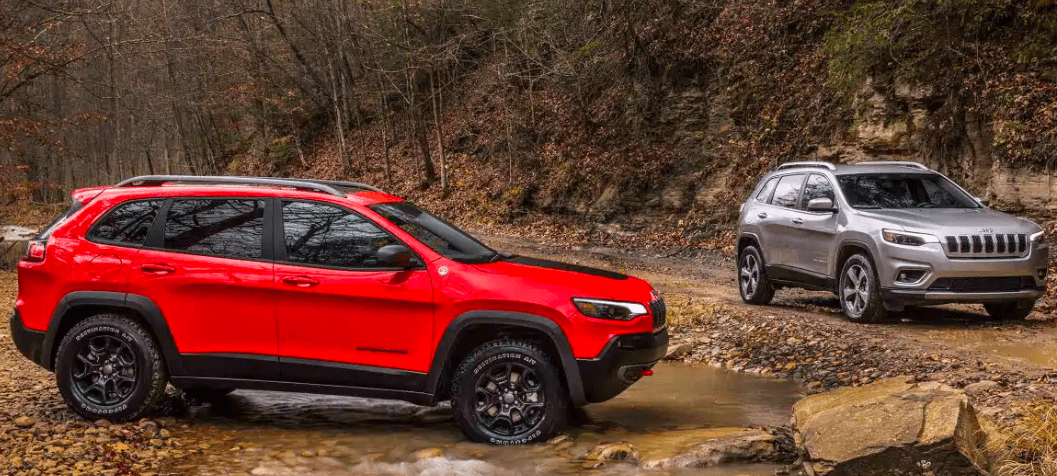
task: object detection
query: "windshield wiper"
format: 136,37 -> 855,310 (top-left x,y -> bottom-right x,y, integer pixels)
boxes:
855,205 -> 883,209
490,252 -> 515,262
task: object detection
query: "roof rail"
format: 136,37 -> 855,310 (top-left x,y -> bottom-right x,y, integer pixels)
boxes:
776,161 -> 837,171
114,175 -> 347,197
297,179 -> 387,194
855,160 -> 930,170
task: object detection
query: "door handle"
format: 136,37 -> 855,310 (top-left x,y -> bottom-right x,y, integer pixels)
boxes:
281,276 -> 320,287
757,213 -> 768,219
140,263 -> 176,274
792,218 -> 804,225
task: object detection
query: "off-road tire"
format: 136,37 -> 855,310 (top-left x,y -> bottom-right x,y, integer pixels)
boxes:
738,245 -> 775,305
451,340 -> 566,444
838,254 -> 888,323
181,388 -> 235,404
984,301 -> 1035,321
55,314 -> 168,422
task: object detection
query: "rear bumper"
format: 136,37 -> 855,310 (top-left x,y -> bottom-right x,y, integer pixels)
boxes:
10,310 -> 48,369
576,327 -> 668,404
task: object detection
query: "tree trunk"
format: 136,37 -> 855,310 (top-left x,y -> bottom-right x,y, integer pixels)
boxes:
430,71 -> 447,193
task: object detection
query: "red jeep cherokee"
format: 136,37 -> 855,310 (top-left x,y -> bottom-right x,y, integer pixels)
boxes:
10,176 -> 667,444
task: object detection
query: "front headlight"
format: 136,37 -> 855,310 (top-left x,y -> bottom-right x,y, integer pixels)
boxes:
1031,231 -> 1047,246
572,298 -> 649,321
882,229 -> 936,246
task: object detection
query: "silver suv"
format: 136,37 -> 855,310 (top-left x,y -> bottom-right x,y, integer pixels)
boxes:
736,161 -> 1049,322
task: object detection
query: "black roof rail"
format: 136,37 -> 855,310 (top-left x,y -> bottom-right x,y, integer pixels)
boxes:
113,175 -> 349,197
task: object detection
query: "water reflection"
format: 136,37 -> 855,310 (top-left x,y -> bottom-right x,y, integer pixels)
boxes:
186,363 -> 801,476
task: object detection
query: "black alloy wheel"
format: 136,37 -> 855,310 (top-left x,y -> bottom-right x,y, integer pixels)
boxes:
451,340 -> 565,444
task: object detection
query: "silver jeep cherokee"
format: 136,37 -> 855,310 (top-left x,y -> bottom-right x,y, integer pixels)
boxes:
736,161 -> 1049,322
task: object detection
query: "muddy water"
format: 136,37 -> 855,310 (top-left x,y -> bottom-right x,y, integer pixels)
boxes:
183,363 -> 801,476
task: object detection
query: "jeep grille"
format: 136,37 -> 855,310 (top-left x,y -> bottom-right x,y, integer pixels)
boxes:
943,233 -> 1027,259
648,298 -> 667,330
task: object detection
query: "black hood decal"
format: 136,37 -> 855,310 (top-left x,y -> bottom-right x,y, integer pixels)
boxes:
506,256 -> 628,280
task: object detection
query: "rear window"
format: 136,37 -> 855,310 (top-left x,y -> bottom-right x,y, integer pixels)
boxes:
36,200 -> 85,240
162,199 -> 266,260
755,177 -> 779,202
770,174 -> 805,209
87,199 -> 163,246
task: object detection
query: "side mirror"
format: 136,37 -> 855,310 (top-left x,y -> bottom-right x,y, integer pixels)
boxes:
975,196 -> 989,207
807,197 -> 837,213
377,244 -> 421,268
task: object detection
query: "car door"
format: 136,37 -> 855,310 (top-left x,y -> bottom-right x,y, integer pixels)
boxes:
760,173 -> 806,278
127,197 -> 278,380
791,173 -> 840,284
79,198 -> 166,293
273,199 -> 434,387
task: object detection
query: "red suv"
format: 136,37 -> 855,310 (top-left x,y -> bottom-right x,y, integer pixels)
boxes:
9,176 -> 667,444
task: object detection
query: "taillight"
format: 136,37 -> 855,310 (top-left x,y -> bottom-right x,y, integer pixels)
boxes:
23,240 -> 46,263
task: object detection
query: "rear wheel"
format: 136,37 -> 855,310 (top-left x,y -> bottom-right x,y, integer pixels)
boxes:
451,340 -> 565,444
838,254 -> 888,323
55,314 -> 168,422
738,245 -> 775,305
984,301 -> 1035,321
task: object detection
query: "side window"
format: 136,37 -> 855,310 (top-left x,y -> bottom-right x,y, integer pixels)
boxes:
281,200 -> 400,269
88,199 -> 163,246
755,177 -> 779,203
770,174 -> 805,209
163,199 -> 266,260
800,174 -> 835,209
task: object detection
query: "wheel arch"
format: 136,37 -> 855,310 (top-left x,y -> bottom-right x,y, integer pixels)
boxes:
737,232 -> 762,259
43,291 -> 183,374
426,311 -> 586,406
835,239 -> 878,282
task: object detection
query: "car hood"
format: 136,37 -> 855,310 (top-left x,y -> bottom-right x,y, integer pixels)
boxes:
856,208 -> 1041,235
471,255 -> 654,301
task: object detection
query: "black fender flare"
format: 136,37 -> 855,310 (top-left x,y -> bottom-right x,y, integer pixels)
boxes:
43,291 -> 184,374
425,311 -> 586,406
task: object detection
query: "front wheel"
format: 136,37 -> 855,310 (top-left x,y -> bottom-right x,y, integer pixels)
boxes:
451,340 -> 565,444
55,314 -> 169,422
984,301 -> 1035,321
838,254 -> 888,323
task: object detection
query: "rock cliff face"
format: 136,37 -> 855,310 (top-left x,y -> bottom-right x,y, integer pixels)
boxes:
793,378 -> 989,476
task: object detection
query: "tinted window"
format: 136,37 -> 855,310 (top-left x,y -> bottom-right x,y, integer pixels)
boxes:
801,174 -> 835,208
163,199 -> 266,259
755,177 -> 779,202
370,202 -> 497,263
837,173 -> 979,209
282,201 -> 399,268
770,174 -> 805,209
88,199 -> 163,245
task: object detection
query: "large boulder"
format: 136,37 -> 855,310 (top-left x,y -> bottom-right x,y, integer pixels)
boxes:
793,378 -> 988,476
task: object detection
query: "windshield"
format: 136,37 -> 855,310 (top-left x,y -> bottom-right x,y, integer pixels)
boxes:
370,202 -> 498,263
836,173 -> 980,209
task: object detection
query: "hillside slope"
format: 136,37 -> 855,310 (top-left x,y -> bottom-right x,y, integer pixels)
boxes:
224,0 -> 1057,250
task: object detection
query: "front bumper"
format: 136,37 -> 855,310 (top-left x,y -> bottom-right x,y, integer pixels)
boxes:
10,310 -> 48,368
576,327 -> 668,404
876,241 -> 1048,309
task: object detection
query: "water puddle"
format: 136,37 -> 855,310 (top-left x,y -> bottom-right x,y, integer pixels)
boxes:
181,363 -> 801,475
915,326 -> 1057,369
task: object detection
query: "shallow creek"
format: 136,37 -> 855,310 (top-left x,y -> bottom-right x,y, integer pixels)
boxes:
183,363 -> 801,476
